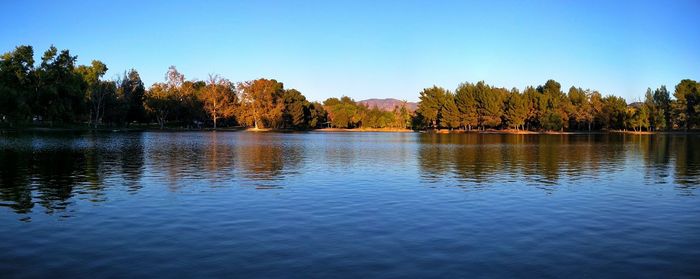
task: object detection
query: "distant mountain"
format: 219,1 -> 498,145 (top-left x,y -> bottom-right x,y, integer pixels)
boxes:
357,98 -> 418,112
628,102 -> 644,109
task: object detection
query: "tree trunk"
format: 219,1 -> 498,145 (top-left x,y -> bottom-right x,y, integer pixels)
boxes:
158,114 -> 165,130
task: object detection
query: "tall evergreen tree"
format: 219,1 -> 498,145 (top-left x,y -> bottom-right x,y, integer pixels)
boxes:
505,88 -> 527,130
674,79 -> 700,130
454,82 -> 479,130
416,86 -> 447,128
441,93 -> 461,129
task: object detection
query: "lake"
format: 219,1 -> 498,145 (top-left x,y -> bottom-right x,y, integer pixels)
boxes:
1,131 -> 699,278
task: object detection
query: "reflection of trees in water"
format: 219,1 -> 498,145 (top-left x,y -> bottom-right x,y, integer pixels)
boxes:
234,134 -> 304,189
0,150 -> 33,213
146,133 -> 207,190
203,132 -> 236,184
0,133 -> 145,217
417,134 -> 700,191
144,132 -> 304,190
669,136 -> 700,193
632,135 -> 671,185
2,132 -> 699,218
624,134 -> 700,194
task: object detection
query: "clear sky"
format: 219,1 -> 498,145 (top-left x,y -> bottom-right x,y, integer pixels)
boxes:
1,0 -> 698,102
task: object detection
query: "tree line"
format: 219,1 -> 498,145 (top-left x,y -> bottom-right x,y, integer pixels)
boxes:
0,45 -> 332,130
415,79 -> 700,132
322,96 -> 412,129
0,45 -> 419,130
1,45 -> 698,132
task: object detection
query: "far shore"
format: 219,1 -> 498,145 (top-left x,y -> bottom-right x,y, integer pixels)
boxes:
314,128 -> 414,133
2,125 -> 698,135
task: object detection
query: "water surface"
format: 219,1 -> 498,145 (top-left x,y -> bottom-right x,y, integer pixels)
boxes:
1,131 -> 699,278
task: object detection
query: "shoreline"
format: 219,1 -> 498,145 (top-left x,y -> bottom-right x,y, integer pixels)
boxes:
313,128 -> 414,133
2,126 -> 698,135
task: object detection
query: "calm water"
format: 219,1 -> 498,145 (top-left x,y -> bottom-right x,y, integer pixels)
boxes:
1,131 -> 699,278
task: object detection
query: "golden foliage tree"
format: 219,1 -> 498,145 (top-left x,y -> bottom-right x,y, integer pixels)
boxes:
237,78 -> 284,129
200,74 -> 237,129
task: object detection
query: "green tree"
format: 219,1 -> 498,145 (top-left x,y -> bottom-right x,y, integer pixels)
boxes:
282,89 -> 309,129
324,96 -> 360,128
416,86 -> 447,128
504,88 -> 527,130
441,93 -> 461,129
454,82 -> 479,130
76,60 -> 109,128
644,88 -> 664,131
627,105 -> 649,132
589,91 -> 604,130
308,101 -> 327,128
523,86 -> 541,130
118,69 -> 146,125
653,85 -> 671,130
391,101 -> 412,129
538,80 -> 569,131
673,79 -> 700,131
0,45 -> 34,124
34,46 -> 86,123
474,82 -> 505,129
144,82 -> 176,129
602,95 -> 627,130
567,86 -> 593,130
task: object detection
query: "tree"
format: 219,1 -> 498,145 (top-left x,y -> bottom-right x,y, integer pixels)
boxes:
589,91 -> 604,130
76,60 -> 109,128
416,86 -> 447,128
308,102 -> 327,128
627,105 -> 649,132
282,89 -> 309,129
237,78 -> 285,129
199,74 -> 237,129
602,95 -> 627,130
144,82 -> 176,129
653,85 -> 671,130
523,86 -> 541,130
441,93 -> 460,129
568,86 -> 593,130
505,88 -> 527,130
118,69 -> 146,125
674,79 -> 700,131
644,88 -> 664,131
454,82 -> 479,130
34,46 -> 85,123
177,80 -> 206,127
361,105 -> 395,128
538,79 -> 570,131
324,96 -> 359,128
391,101 -> 412,129
474,82 -> 505,129
0,45 -> 34,125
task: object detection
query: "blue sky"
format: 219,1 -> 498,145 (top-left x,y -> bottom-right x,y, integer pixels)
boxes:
1,0 -> 698,102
